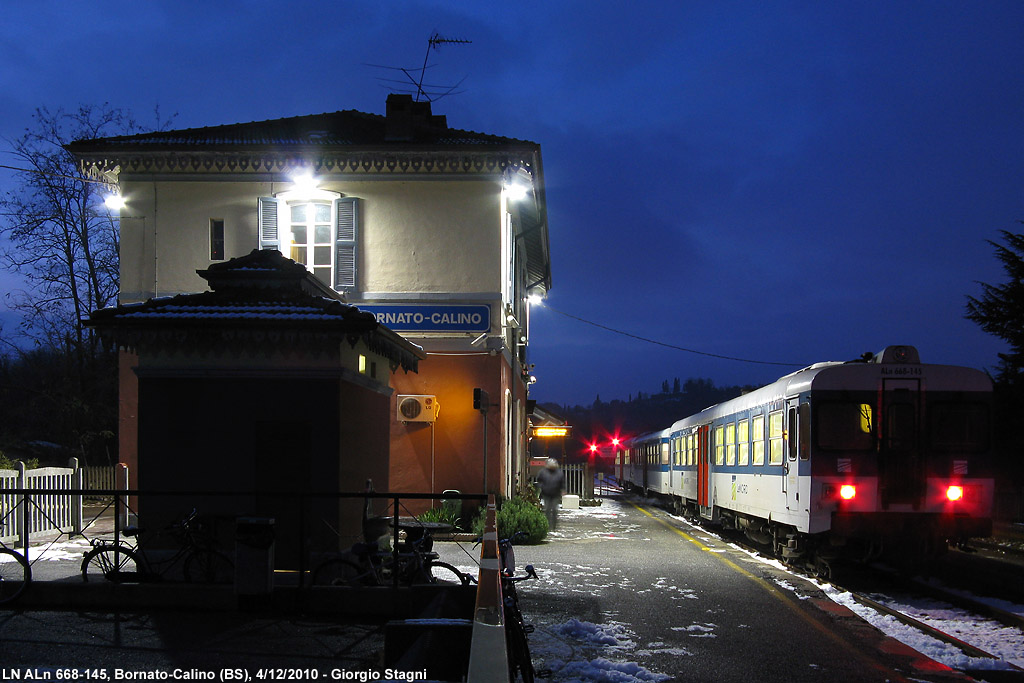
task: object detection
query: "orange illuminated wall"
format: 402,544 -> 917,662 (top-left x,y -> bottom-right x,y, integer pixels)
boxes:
389,352 -> 519,507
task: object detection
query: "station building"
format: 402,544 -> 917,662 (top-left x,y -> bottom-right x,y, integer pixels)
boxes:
69,94 -> 551,503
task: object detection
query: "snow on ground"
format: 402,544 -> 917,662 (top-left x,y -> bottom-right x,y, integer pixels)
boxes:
447,494 -> 1024,680
665,507 -> 1024,673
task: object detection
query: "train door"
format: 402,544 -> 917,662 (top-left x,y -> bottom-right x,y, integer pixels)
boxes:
697,424 -> 711,516
784,398 -> 810,512
879,378 -> 923,507
784,399 -> 800,511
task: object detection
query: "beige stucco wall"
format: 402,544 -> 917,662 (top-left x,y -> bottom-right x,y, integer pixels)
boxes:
117,177 -> 503,303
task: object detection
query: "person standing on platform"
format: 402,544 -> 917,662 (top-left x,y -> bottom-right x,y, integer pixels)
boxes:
536,458 -> 565,531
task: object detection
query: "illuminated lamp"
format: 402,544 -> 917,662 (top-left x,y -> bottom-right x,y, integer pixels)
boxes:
612,438 -> 621,447
946,485 -> 964,502
290,171 -> 319,194
839,485 -> 856,500
527,293 -> 543,306
104,193 -> 126,211
506,183 -> 528,201
589,444 -> 598,453
532,426 -> 571,438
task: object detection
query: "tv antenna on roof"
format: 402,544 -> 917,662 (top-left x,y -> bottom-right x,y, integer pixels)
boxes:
368,31 -> 472,103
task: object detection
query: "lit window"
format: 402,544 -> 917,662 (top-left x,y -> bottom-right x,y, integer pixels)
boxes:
738,418 -> 750,466
258,194 -> 359,292
752,414 -> 765,466
725,423 -> 736,466
769,411 -> 784,466
714,426 -> 724,466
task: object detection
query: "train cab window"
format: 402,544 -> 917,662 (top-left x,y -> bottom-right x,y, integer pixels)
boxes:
816,401 -> 875,451
752,414 -> 765,465
768,410 -> 784,465
714,426 -> 724,466
738,418 -> 750,466
929,402 -> 989,453
886,403 -> 917,452
725,423 -> 736,466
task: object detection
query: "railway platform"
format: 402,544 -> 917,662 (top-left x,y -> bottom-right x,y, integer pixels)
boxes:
3,495 -> 1022,682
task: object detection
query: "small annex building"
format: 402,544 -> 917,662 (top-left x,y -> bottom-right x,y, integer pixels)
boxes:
86,248 -> 424,561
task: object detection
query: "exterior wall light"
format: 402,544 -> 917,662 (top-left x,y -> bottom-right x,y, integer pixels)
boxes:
290,171 -> 319,195
104,193 -> 126,211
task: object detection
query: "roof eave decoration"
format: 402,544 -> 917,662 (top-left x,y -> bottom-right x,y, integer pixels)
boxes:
73,148 -> 540,180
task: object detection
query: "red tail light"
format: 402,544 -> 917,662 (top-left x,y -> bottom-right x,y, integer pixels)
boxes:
946,485 -> 964,502
839,485 -> 856,500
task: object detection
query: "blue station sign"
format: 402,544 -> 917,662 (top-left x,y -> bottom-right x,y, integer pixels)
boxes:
360,304 -> 491,333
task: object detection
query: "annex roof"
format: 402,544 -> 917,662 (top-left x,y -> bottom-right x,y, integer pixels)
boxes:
87,249 -> 424,372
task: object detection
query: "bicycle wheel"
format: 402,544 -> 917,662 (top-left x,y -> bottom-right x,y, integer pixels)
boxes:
0,548 -> 30,606
81,545 -> 143,582
311,557 -> 377,587
184,550 -> 234,584
425,560 -> 474,586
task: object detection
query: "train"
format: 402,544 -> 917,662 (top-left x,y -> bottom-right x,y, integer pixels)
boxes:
618,345 -> 994,572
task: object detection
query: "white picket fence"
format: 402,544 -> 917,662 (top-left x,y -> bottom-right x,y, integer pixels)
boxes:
0,458 -> 126,548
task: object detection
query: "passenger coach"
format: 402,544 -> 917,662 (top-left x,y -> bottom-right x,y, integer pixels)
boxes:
622,346 -> 994,566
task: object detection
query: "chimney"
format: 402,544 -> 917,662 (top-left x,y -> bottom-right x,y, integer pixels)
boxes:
385,93 -> 446,141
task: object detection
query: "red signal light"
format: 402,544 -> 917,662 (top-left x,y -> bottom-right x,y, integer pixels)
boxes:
946,485 -> 964,502
839,485 -> 856,501
589,444 -> 598,453
611,438 -> 620,447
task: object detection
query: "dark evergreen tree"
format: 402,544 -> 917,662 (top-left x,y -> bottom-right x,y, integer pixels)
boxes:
966,226 -> 1024,383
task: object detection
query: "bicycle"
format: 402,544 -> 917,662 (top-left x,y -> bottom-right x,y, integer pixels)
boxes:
0,546 -> 30,606
493,532 -> 541,683
311,531 -> 473,587
80,508 -> 233,584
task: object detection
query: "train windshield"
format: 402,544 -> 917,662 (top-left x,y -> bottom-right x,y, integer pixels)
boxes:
929,402 -> 989,453
815,401 -> 875,451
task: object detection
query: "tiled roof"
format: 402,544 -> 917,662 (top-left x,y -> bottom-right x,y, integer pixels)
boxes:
68,107 -> 533,151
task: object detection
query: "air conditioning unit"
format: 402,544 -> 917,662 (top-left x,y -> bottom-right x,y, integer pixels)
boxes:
397,395 -> 439,423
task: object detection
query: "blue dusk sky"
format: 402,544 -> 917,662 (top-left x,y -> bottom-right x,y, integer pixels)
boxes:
1,2 -> 1022,406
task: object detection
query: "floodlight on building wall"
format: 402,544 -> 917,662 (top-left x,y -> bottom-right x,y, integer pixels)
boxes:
104,193 -> 126,211
290,171 -> 320,195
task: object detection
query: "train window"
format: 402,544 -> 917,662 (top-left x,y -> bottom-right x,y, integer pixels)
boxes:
799,403 -> 810,460
769,410 -> 784,465
752,414 -> 765,465
686,434 -> 694,466
816,401 -> 875,451
662,442 -> 670,465
738,418 -> 750,466
886,403 -> 917,452
725,423 -> 736,466
929,402 -> 989,453
714,426 -> 724,466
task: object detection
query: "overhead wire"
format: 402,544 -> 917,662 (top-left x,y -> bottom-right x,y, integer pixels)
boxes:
540,303 -> 804,367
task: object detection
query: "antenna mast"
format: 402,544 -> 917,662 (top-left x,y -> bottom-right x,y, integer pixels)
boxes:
414,32 -> 472,102
367,32 -> 472,103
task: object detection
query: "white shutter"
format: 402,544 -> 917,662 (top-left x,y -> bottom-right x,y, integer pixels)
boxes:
258,197 -> 280,251
334,197 -> 358,291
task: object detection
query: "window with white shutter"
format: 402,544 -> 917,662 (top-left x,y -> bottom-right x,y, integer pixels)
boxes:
257,193 -> 359,292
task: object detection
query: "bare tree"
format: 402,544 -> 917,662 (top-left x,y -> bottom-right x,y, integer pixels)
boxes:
1,105 -> 139,356
0,104 -> 169,460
